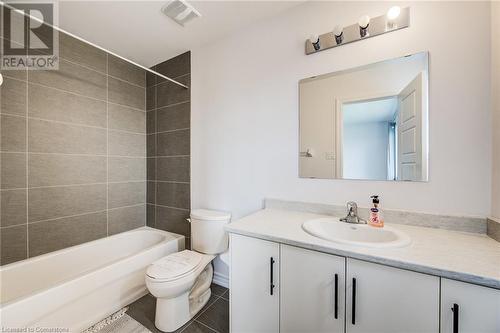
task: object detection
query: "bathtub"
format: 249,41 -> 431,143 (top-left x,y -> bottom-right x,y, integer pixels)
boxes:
0,227 -> 184,332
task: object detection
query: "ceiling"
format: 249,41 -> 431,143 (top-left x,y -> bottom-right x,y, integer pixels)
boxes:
343,97 -> 398,125
56,1 -> 304,67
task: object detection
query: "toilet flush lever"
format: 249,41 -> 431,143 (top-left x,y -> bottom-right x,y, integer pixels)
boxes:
186,218 -> 191,223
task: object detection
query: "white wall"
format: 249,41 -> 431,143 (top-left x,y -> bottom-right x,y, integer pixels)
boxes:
492,1 -> 500,220
192,1 -> 491,222
343,122 -> 389,180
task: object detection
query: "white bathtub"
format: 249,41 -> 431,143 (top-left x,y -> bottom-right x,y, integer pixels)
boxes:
0,227 -> 184,332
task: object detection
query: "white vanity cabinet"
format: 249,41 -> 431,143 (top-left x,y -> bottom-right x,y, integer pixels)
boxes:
345,258 -> 440,333
280,245 -> 346,333
229,233 -> 498,333
440,278 -> 500,333
230,234 -> 280,333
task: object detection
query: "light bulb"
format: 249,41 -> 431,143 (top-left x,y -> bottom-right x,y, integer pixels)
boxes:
358,15 -> 370,29
387,6 -> 401,21
333,25 -> 343,37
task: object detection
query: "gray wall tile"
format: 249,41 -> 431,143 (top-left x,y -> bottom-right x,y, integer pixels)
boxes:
155,206 -> 190,236
147,181 -> 156,204
156,182 -> 190,209
0,225 -> 27,265
28,212 -> 107,257
1,77 -> 27,116
155,52 -> 190,82
147,157 -> 156,180
108,77 -> 145,110
108,204 -> 146,235
108,103 -> 146,133
157,129 -> 190,156
146,68 -> 156,87
146,204 -> 155,227
108,182 -> 145,208
157,156 -> 190,182
28,84 -> 107,128
108,130 -> 146,157
29,119 -> 107,154
108,157 -> 146,182
147,134 -> 156,157
1,189 -> 27,227
146,110 -> 156,133
29,154 -> 106,187
59,34 -> 107,73
156,78 -> 190,107
29,59 -> 107,100
157,102 -> 190,132
108,55 -> 146,87
28,184 -> 106,222
1,153 -> 26,189
146,86 -> 156,111
1,115 -> 26,151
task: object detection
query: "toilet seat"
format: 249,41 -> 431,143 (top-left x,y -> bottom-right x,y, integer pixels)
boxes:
147,250 -> 203,282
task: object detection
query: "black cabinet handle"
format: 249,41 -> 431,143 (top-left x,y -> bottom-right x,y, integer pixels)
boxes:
334,274 -> 338,319
352,278 -> 356,325
270,257 -> 275,295
452,303 -> 459,333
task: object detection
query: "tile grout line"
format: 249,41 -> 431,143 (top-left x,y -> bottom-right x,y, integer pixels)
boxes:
106,53 -> 109,237
179,295 -> 221,333
154,78 -> 158,229
4,76 -> 146,113
193,320 -> 219,333
0,151 -> 149,158
143,69 -> 147,227
0,112 -> 148,136
26,56 -> 30,258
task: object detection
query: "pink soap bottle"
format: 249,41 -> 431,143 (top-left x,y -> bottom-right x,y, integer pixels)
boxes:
369,195 -> 384,228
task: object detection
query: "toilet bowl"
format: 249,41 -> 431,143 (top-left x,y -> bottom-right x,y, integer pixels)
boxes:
145,209 -> 231,332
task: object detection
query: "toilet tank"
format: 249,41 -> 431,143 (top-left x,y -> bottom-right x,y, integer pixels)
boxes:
190,209 -> 231,254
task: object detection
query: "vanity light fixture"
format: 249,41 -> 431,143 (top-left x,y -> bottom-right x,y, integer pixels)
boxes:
386,6 -> 401,29
358,15 -> 370,38
333,25 -> 344,44
305,7 -> 410,55
310,34 -> 320,51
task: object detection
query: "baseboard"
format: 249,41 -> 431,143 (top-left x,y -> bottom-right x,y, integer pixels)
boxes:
212,271 -> 229,289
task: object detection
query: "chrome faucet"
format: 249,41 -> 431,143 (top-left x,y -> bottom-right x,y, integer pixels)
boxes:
339,201 -> 366,224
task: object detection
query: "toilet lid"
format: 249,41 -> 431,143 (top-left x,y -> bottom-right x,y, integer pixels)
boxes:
147,250 -> 202,281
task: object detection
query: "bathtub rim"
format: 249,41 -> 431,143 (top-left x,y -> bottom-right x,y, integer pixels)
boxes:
0,226 -> 184,308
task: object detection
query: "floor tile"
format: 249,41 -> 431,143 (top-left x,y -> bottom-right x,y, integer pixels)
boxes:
182,321 -> 217,333
210,284 -> 228,298
196,298 -> 229,333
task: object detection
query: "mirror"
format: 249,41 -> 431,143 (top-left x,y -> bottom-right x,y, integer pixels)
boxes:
299,52 -> 429,181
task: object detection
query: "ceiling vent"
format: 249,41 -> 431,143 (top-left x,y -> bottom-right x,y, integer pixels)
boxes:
161,0 -> 201,26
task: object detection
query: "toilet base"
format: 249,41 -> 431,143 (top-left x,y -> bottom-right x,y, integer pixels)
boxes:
154,264 -> 213,332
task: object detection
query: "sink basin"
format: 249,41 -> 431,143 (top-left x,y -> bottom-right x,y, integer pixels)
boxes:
302,218 -> 411,248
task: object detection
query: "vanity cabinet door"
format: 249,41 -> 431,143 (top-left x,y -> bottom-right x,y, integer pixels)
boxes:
346,258 -> 439,333
230,234 -> 280,333
441,278 -> 500,333
280,245 -> 345,333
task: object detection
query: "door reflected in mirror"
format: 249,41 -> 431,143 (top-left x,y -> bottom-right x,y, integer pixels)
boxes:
299,52 -> 429,181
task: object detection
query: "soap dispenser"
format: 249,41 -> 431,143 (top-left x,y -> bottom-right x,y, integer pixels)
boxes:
369,195 -> 384,228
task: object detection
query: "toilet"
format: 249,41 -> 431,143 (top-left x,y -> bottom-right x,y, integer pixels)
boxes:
145,209 -> 231,332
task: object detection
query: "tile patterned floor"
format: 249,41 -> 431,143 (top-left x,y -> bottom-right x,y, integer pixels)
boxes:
127,284 -> 229,333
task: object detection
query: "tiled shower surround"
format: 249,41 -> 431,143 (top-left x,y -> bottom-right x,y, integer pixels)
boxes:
145,52 -> 191,248
0,31 -> 148,264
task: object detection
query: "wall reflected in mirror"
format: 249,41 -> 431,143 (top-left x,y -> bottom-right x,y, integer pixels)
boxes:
299,52 -> 429,181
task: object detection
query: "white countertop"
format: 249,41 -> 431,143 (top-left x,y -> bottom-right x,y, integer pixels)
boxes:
225,209 -> 500,289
